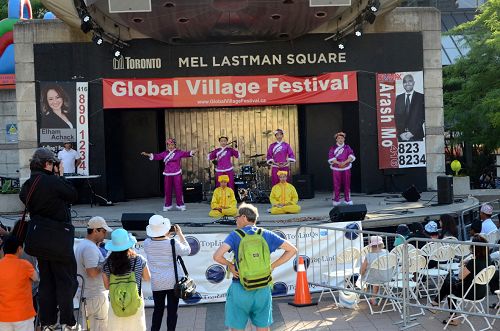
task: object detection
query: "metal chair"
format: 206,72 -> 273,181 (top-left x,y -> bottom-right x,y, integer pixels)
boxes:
444,266 -> 496,331
417,245 -> 455,300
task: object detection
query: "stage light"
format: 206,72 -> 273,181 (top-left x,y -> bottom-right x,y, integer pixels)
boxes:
354,18 -> 363,37
80,14 -> 92,33
113,48 -> 121,58
355,29 -> 362,37
338,41 -> 345,50
369,0 -> 380,12
92,34 -> 103,45
364,11 -> 376,24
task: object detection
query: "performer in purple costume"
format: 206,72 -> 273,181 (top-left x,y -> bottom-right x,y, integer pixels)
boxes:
266,129 -> 296,186
207,136 -> 239,190
328,132 -> 356,206
141,138 -> 197,211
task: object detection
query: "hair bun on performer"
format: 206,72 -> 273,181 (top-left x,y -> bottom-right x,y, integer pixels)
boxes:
218,175 -> 230,183
335,132 -> 346,138
277,170 -> 288,177
166,138 -> 177,145
274,128 -> 284,135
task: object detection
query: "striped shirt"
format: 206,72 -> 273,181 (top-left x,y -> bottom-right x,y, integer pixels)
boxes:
143,237 -> 191,291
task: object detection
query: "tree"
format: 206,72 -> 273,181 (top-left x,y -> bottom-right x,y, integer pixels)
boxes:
0,0 -> 47,20
443,0 -> 500,151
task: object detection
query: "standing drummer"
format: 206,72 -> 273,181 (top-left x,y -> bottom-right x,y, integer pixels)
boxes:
208,136 -> 239,189
266,128 -> 296,186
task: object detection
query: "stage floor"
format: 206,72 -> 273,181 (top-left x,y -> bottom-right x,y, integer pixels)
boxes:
69,192 -> 479,235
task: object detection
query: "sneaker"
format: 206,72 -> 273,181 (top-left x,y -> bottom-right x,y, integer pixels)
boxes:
163,205 -> 172,211
267,207 -> 272,213
177,205 -> 186,211
332,200 -> 340,207
42,326 -> 57,331
345,200 -> 353,205
62,324 -> 80,331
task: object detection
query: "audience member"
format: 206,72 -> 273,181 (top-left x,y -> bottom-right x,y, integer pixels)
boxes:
213,203 -> 297,331
75,217 -> 113,331
360,236 -> 393,305
424,221 -> 439,239
439,214 -> 458,239
102,229 -> 150,331
144,215 -> 191,331
479,203 -> 497,234
394,224 -> 410,247
0,235 -> 39,331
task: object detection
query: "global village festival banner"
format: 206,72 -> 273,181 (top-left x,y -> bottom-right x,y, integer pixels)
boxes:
102,72 -> 358,109
74,221 -> 362,307
376,71 -> 426,169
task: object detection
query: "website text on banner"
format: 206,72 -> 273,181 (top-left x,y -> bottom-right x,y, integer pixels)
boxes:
102,72 -> 358,109
376,71 -> 426,169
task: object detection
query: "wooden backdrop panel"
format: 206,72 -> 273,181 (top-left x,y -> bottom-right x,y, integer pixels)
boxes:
165,106 -> 300,186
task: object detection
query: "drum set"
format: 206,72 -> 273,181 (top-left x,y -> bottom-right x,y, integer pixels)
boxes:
234,154 -> 271,203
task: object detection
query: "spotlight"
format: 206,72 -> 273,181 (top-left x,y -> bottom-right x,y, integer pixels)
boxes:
92,34 -> 103,45
355,29 -> 362,37
338,41 -> 345,50
369,0 -> 380,12
354,18 -> 363,37
80,14 -> 92,33
364,11 -> 376,24
112,45 -> 122,58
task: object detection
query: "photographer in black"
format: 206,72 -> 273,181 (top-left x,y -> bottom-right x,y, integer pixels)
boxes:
19,148 -> 78,331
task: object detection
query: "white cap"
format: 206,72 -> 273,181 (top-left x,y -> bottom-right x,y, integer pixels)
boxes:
87,216 -> 113,232
480,204 -> 493,215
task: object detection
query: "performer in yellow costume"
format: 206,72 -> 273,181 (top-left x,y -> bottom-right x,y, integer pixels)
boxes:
209,175 -> 238,218
269,171 -> 301,215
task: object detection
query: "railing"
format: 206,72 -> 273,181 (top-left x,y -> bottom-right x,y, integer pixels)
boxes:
294,224 -> 500,330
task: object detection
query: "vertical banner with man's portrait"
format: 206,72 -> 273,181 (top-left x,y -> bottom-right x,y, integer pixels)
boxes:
376,72 -> 426,169
38,81 -> 89,175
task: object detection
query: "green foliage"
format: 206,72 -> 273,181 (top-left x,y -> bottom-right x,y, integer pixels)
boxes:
0,0 -> 48,20
443,0 -> 500,151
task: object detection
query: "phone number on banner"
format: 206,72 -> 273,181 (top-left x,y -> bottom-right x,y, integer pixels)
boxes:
398,142 -> 426,168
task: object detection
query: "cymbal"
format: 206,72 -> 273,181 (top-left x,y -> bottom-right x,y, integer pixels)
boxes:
249,153 -> 265,158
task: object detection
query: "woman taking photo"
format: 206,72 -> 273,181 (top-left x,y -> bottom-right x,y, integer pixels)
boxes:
143,215 -> 191,331
40,84 -> 75,129
103,229 -> 150,331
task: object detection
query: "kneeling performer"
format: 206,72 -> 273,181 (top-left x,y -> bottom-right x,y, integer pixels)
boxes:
269,171 -> 301,215
209,175 -> 237,218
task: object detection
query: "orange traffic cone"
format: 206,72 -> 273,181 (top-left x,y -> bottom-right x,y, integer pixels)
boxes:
288,256 -> 317,307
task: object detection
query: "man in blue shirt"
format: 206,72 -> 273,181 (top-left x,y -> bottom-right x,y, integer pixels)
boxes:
213,203 -> 297,331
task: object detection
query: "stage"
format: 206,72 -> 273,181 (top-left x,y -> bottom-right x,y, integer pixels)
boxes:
69,191 -> 479,237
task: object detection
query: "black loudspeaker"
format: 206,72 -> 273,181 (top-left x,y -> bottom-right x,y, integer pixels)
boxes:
292,174 -> 315,199
437,175 -> 454,205
402,185 -> 421,202
329,204 -> 367,222
183,183 -> 203,203
121,213 -> 154,231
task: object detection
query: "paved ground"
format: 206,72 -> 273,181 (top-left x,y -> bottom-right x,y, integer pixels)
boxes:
144,293 -> 500,330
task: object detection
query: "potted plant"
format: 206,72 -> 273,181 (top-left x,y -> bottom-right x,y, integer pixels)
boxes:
450,160 -> 471,195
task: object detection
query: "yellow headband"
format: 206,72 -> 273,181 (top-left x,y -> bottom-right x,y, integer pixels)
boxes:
277,171 -> 288,177
218,175 -> 230,183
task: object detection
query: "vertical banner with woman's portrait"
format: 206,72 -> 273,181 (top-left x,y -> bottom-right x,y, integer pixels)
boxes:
38,81 -> 89,175
376,71 -> 426,169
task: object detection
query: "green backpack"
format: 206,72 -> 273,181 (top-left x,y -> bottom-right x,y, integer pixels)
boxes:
235,228 -> 273,290
109,258 -> 142,317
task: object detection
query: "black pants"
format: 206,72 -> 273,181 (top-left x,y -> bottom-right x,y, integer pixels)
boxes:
37,256 -> 78,326
151,289 -> 179,331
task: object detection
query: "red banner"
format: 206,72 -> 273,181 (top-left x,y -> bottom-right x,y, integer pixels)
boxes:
376,73 -> 399,169
102,72 -> 358,109
0,74 -> 15,90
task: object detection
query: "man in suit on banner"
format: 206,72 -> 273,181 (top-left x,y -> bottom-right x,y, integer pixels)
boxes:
395,74 -> 425,142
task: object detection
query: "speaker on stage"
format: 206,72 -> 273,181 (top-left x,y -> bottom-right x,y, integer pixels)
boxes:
402,185 -> 421,202
292,174 -> 315,199
329,204 -> 367,222
121,213 -> 154,231
437,175 -> 454,205
183,183 -> 203,203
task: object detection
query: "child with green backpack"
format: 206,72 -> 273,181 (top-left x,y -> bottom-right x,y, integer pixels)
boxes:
102,229 -> 151,331
213,203 -> 297,331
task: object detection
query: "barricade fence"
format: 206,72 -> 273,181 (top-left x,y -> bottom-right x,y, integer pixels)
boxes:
295,224 -> 500,330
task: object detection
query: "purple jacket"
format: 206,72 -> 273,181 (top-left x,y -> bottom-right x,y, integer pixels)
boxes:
266,141 -> 295,167
207,147 -> 239,172
328,144 -> 356,171
150,149 -> 193,176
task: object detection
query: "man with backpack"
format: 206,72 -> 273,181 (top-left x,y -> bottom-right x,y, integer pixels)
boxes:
213,203 -> 297,331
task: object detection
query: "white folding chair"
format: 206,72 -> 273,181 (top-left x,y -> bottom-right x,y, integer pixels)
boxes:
389,254 -> 427,316
492,289 -> 500,326
444,266 -> 496,331
319,247 -> 361,304
361,252 -> 398,315
417,245 -> 455,300
439,243 -> 471,273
